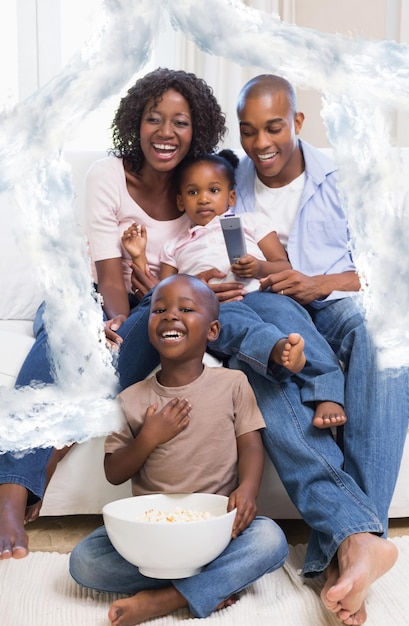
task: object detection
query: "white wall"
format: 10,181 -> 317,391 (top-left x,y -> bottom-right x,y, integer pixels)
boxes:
292,0 -> 409,146
4,0 -> 409,148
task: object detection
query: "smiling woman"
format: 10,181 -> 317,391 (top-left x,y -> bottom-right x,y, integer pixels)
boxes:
0,66 -> 228,560
116,89 -> 193,181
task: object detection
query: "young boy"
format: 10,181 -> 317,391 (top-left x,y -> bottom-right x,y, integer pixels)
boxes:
122,152 -> 347,430
69,274 -> 289,626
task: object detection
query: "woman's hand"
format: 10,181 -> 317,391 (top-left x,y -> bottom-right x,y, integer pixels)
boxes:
130,262 -> 158,300
196,268 -> 246,303
104,314 -> 127,347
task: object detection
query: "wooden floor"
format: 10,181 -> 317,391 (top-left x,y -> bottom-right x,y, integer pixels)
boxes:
25,514 -> 409,554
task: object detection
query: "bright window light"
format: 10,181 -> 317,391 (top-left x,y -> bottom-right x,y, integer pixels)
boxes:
0,2 -> 18,111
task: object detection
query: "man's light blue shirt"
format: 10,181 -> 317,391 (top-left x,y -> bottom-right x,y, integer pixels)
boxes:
233,139 -> 357,307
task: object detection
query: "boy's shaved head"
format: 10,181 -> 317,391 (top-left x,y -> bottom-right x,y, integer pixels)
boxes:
152,274 -> 220,321
237,74 -> 298,115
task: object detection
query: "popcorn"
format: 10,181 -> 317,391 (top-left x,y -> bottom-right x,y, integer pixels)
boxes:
136,506 -> 215,523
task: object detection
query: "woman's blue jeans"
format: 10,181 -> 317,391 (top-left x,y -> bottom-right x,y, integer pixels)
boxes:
69,517 -> 288,618
0,295 -> 159,503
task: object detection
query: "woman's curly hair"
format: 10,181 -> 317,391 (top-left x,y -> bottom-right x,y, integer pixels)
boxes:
111,68 -> 227,174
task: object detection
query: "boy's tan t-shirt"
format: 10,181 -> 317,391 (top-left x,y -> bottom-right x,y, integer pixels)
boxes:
105,366 -> 265,497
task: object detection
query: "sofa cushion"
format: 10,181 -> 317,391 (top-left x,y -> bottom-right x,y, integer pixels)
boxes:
0,322 -> 35,386
0,191 -> 44,321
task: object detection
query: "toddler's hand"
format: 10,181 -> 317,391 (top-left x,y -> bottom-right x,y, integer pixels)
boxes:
231,254 -> 259,278
122,223 -> 147,263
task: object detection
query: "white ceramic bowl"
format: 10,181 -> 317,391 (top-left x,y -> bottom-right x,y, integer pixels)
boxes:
103,493 -> 236,579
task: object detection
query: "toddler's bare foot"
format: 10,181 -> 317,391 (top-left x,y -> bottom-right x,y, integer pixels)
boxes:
108,588 -> 187,625
271,333 -> 306,373
0,484 -> 29,559
313,401 -> 347,429
321,533 -> 398,624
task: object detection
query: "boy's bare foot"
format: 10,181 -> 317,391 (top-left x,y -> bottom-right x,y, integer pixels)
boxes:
108,587 -> 237,625
320,533 -> 398,624
271,333 -> 306,373
313,401 -> 347,429
216,595 -> 237,609
108,587 -> 188,625
0,484 -> 29,559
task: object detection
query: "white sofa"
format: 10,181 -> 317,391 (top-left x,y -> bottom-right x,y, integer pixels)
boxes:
1,149 -> 408,520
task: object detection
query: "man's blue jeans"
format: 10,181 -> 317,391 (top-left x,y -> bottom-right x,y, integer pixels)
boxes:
229,295 -> 409,575
69,517 -> 288,618
211,291 -> 345,405
308,297 -> 409,532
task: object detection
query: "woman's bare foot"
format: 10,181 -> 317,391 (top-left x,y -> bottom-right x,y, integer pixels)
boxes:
320,533 -> 398,624
24,501 -> 43,524
0,484 -> 29,559
24,444 -> 74,524
313,401 -> 347,429
108,587 -> 188,625
271,333 -> 306,373
1,444 -> 74,553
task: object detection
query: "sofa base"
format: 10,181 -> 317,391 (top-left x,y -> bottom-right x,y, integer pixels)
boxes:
39,434 -> 409,520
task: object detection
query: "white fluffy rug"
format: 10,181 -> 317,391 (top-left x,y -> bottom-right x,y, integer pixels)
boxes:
2,538 -> 409,625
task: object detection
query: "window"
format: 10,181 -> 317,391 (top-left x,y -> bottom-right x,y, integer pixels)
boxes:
0,2 -> 18,110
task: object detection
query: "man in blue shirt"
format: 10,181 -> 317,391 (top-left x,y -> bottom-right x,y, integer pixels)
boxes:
232,73 -> 407,626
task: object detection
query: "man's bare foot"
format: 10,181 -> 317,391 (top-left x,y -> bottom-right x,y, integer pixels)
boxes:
0,484 -> 29,559
322,562 -> 367,625
108,587 -> 188,625
313,401 -> 347,429
320,533 -> 398,624
271,333 -> 306,373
